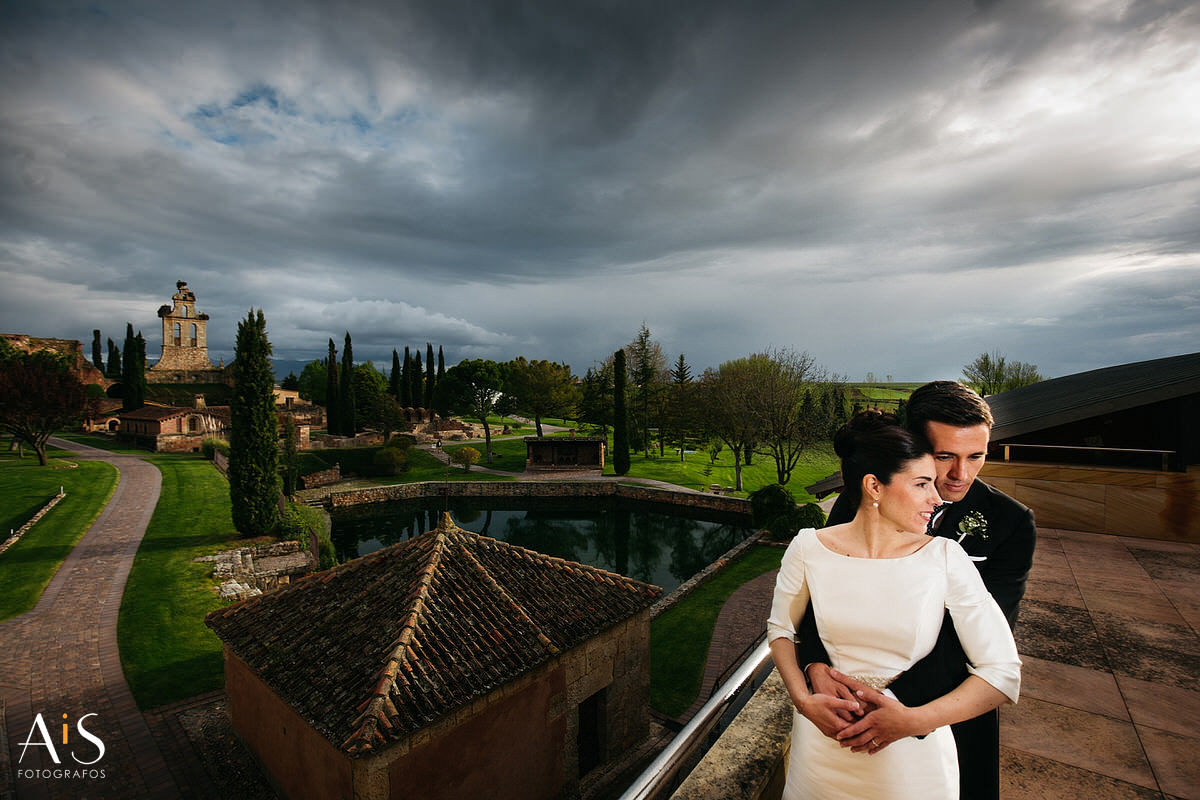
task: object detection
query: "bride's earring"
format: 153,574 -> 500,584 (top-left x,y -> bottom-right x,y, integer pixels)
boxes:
872,500 -> 879,508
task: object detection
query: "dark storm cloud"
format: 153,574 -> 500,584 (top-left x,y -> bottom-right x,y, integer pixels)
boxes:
1,0 -> 1197,377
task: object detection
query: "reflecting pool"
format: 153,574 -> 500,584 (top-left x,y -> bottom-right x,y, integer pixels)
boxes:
330,497 -> 754,593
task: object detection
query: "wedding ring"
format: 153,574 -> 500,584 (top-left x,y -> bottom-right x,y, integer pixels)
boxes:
871,737 -> 880,746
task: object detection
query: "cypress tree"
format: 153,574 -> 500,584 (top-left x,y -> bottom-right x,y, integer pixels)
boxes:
132,332 -> 147,409
425,342 -> 435,410
326,338 -> 340,435
436,346 -> 446,414
389,349 -> 402,397
340,331 -> 356,435
400,347 -> 412,407
410,351 -> 423,409
613,349 -> 630,475
106,338 -> 121,380
229,309 -> 279,537
92,330 -> 103,372
121,323 -> 143,411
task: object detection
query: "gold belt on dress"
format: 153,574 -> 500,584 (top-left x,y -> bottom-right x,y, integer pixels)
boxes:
848,674 -> 898,691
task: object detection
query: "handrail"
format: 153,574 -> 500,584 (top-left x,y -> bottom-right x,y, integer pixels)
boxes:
617,639 -> 775,800
998,443 -> 1176,471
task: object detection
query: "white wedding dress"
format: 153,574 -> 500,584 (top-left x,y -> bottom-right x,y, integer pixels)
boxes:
767,529 -> 1020,800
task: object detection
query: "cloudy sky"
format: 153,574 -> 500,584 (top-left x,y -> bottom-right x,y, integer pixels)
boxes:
2,0 -> 1198,381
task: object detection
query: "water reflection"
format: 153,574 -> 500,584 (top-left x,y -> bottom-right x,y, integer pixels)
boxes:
330,498 -> 752,593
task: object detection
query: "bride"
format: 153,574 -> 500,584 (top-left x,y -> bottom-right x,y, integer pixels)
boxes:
767,411 -> 1020,799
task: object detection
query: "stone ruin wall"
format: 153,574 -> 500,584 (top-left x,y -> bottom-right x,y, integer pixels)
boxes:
1,333 -> 111,387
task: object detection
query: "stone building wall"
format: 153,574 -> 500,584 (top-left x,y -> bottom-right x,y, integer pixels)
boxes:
1,333 -> 111,387
223,602 -> 654,800
299,463 -> 341,489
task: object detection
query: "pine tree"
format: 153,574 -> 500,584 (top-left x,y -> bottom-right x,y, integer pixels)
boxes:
425,342 -> 435,410
326,338 -> 340,435
668,353 -> 693,462
389,349 -> 402,397
340,331 -> 356,435
92,330 -> 103,372
229,309 -> 279,537
400,347 -> 412,407
410,351 -> 423,409
613,349 -> 630,475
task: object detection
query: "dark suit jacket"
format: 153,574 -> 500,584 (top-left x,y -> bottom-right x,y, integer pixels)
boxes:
792,478 -> 1035,800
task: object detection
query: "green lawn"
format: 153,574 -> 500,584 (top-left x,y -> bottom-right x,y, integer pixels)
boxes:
443,437 -> 531,473
613,442 -> 839,501
444,434 -> 839,499
54,431 -> 150,455
0,447 -> 119,620
383,448 -> 514,483
649,545 -> 784,717
117,453 -> 241,709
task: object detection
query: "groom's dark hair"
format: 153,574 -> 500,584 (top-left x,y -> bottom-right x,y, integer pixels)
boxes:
906,381 -> 993,433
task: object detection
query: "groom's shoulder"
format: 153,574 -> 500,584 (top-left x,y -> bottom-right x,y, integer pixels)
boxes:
970,478 -> 1036,532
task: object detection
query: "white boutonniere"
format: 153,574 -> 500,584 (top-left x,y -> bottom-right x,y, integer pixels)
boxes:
956,511 -> 988,544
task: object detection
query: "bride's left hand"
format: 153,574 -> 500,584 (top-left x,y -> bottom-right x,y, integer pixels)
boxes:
830,672 -> 929,754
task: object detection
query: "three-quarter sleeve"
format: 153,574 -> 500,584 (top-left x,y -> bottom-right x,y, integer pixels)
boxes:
945,540 -> 1022,704
766,531 -> 810,644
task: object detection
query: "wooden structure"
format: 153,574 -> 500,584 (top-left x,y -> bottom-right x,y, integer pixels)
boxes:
524,436 -> 606,472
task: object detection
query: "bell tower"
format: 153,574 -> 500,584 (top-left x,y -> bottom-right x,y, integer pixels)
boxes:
150,280 -> 217,378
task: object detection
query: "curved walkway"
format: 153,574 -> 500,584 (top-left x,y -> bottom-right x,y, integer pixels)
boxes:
0,438 -> 179,799
678,568 -> 778,723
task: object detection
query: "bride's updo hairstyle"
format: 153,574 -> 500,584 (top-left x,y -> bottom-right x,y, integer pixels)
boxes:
834,410 -> 932,510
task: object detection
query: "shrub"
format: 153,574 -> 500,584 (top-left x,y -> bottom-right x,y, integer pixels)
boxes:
749,483 -> 811,541
372,446 -> 409,476
451,446 -> 481,471
749,483 -> 795,529
276,502 -> 336,570
794,502 -> 827,530
201,437 -> 230,460
385,435 -> 414,450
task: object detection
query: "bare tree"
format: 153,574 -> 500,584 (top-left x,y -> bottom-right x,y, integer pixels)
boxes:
698,358 -> 760,491
743,348 -> 837,486
963,351 -> 1043,396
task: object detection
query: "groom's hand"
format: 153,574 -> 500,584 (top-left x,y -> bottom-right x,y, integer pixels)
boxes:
806,663 -> 865,722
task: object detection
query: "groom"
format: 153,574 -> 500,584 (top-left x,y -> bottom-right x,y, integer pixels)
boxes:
795,380 -> 1036,800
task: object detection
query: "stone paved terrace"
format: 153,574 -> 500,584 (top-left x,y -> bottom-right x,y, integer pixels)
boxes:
685,526 -> 1200,800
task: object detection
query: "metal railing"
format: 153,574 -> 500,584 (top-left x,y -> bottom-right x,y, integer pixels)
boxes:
997,443 -> 1176,471
617,639 -> 775,800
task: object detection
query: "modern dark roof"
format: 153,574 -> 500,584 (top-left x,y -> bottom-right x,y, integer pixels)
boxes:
206,513 -> 661,757
523,436 -> 607,443
805,472 -> 845,499
988,352 -> 1200,441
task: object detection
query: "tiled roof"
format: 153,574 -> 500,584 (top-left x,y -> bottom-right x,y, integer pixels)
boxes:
117,404 -> 231,423
118,404 -> 189,421
206,513 -> 661,756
